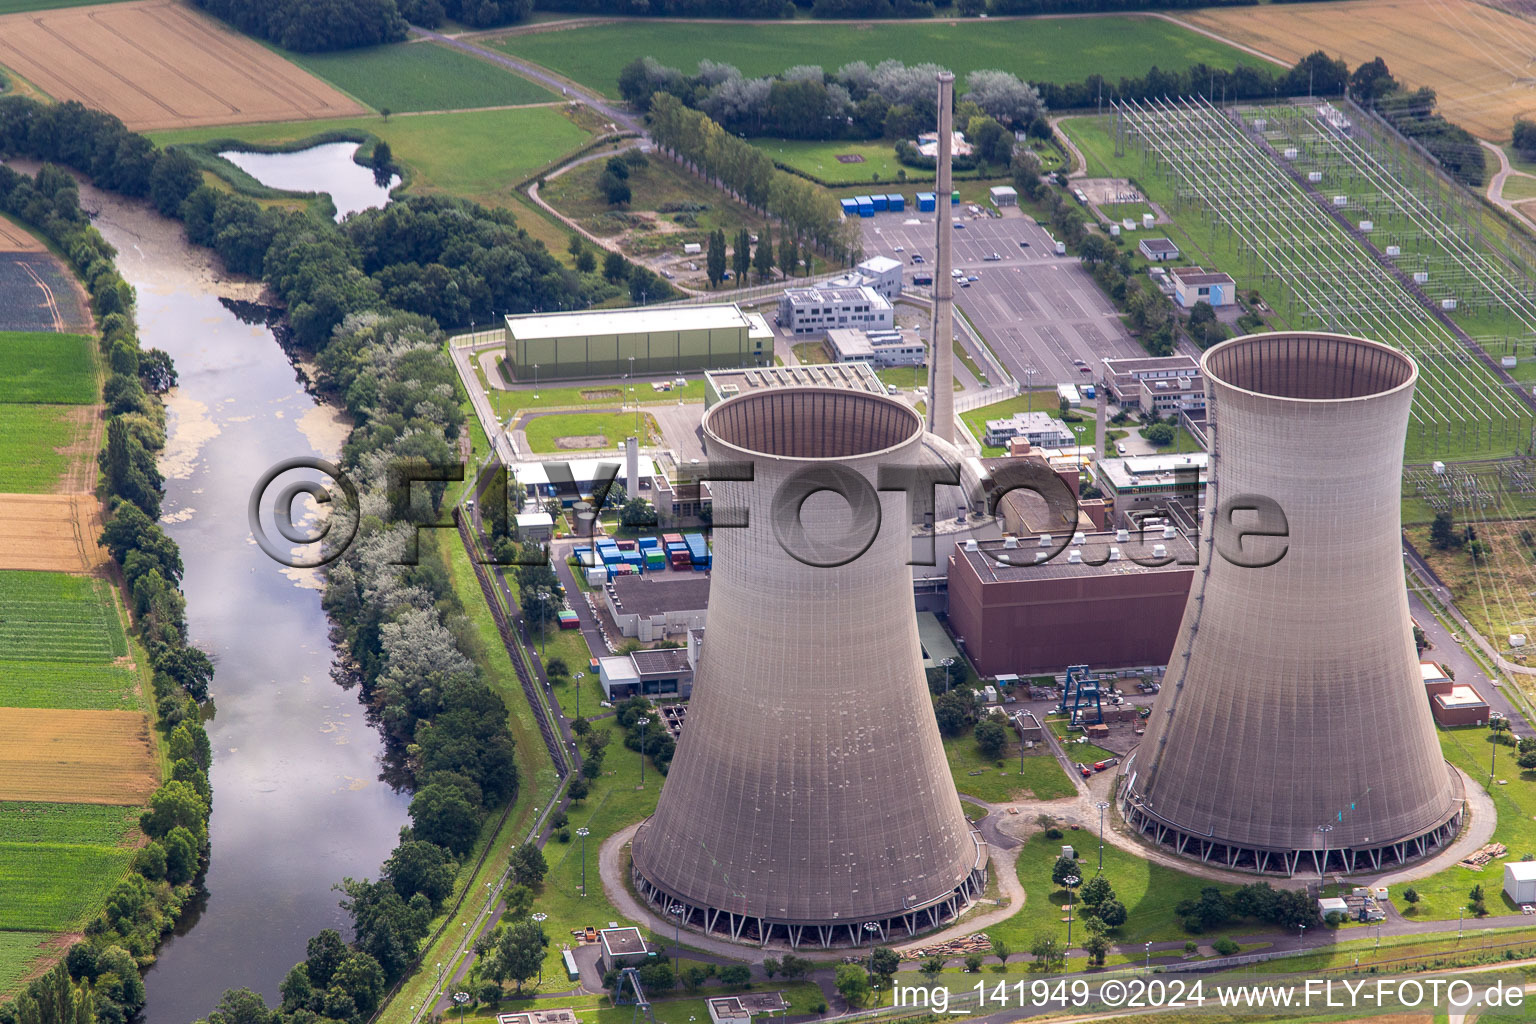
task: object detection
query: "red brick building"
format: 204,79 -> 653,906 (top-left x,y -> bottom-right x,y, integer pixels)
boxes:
946,530 -> 1196,676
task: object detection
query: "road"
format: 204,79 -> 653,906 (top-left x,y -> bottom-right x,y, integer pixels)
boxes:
1478,140 -> 1536,238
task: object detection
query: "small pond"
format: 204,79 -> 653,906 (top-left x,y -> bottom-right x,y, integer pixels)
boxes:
219,141 -> 399,221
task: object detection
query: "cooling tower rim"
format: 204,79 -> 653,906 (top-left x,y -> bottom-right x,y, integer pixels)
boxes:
700,386 -> 924,462
1201,331 -> 1418,404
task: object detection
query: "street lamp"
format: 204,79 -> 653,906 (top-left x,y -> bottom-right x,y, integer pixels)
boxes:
577,827 -> 591,896
533,363 -> 539,399
669,903 -> 686,973
1096,801 -> 1110,873
575,672 -> 586,719
940,656 -> 956,693
1064,875 -> 1080,953
1144,942 -> 1151,974
452,990 -> 469,1024
531,913 -> 548,982
636,716 -> 650,786
1317,823 -> 1334,880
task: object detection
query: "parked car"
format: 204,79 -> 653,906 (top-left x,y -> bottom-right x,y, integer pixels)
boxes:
984,252 -> 1001,261
966,274 -> 979,282
912,254 -> 925,263
1018,240 -> 1031,248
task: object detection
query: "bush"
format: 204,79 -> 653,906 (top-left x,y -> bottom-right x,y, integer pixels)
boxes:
1212,938 -> 1240,956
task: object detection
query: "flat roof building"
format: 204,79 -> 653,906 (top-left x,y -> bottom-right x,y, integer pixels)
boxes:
947,528 -> 1197,675
1139,238 -> 1180,261
515,512 -> 554,543
989,185 -> 1018,207
1094,454 -> 1207,514
598,644 -> 696,700
1430,682 -> 1490,727
597,927 -> 649,974
504,304 -> 772,381
777,284 -> 893,336
1170,266 -> 1236,307
604,572 -> 710,641
515,455 -> 656,507
827,328 -> 925,368
1504,862 -> 1536,906
983,410 -> 1075,449
704,361 -> 884,408
496,1010 -> 578,1024
706,994 -> 787,1024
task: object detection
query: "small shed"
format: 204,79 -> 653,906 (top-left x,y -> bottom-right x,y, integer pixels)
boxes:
1504,862 -> 1536,905
597,927 -> 649,974
989,184 -> 1018,207
516,512 -> 554,543
1317,896 -> 1349,920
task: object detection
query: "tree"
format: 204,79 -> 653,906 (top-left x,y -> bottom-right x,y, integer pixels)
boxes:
371,141 -> 394,187
933,688 -> 974,736
510,842 -> 547,886
990,936 -> 1010,965
754,223 -> 775,282
867,947 -> 900,990
1082,931 -> 1109,966
707,228 -> 727,288
1402,887 -> 1420,906
1080,234 -> 1112,266
920,956 -> 944,982
1175,887 -> 1232,933
1468,538 -> 1492,564
408,782 -> 480,856
575,248 -> 597,274
762,957 -> 780,979
496,918 -> 549,993
1430,510 -> 1458,550
778,233 -> 798,279
1029,935 -> 1061,970
719,964 -> 752,987
1144,422 -> 1176,447
140,780 -> 208,844
733,228 -> 751,285
963,953 -> 983,972
1518,750 -> 1536,770
834,963 -> 869,1008
1051,852 -> 1081,887
1097,899 -> 1128,929
382,839 -> 456,907
974,714 -> 1008,758
779,954 -> 812,980
1515,118 -> 1536,161
619,497 -> 657,529
600,170 -> 631,206
1469,884 -> 1488,916
1079,875 -> 1113,910
603,250 -> 629,282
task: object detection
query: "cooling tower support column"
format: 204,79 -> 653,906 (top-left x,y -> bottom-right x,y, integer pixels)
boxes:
631,388 -> 986,948
1121,332 -> 1463,876
927,72 -> 956,444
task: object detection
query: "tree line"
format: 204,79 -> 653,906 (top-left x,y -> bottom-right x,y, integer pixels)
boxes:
646,93 -> 861,262
0,113 -> 214,1024
0,93 -> 625,1024
1348,58 -> 1484,187
621,58 -> 1043,143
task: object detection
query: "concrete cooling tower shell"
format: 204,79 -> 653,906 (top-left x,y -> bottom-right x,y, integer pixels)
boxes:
631,388 -> 987,948
1121,333 -> 1462,876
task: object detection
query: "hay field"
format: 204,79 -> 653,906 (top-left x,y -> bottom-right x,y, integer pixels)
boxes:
0,219 -> 42,254
0,494 -> 107,573
0,0 -> 365,132
1184,0 -> 1536,141
0,708 -> 156,805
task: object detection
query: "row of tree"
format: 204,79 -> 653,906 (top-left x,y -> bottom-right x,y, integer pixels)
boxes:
621,58 -> 1043,142
1515,119 -> 1536,163
646,94 -> 861,261
192,0 -> 536,49
1349,58 -> 1484,187
0,122 -> 215,1024
1035,50 -> 1348,112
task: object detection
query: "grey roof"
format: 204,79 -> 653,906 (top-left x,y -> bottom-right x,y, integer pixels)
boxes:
633,389 -> 982,928
608,574 -> 711,618
1170,268 -> 1236,287
599,927 -> 646,956
958,531 -> 1198,584
1103,354 -> 1200,376
1139,237 -> 1179,254
630,647 -> 692,675
1126,334 -> 1459,857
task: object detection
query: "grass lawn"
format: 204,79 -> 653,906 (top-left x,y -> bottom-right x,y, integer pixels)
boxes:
1500,173 -> 1536,202
1044,715 -> 1118,765
0,405 -> 83,493
1100,201 -> 1155,224
0,332 -> 96,404
151,107 -> 591,208
283,40 -> 556,114
521,411 -> 660,453
958,391 -> 1094,455
542,151 -> 768,248
752,138 -> 912,186
945,735 -> 1075,804
490,17 -> 1265,100
987,831 -> 1248,952
0,803 -> 138,846
481,378 -> 708,420
791,341 -> 829,364
1139,424 -> 1205,454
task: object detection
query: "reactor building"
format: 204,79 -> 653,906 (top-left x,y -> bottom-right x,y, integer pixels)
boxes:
1120,332 -> 1462,875
630,388 -> 987,948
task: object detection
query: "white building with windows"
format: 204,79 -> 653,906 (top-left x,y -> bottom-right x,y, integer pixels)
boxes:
1170,266 -> 1236,308
777,284 -> 894,336
983,411 -> 1075,448
826,328 -> 925,368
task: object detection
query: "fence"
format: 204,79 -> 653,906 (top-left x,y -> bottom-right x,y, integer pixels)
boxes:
955,382 -> 1023,414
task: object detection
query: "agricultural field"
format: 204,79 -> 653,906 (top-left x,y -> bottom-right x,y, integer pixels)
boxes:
489,16 -> 1267,100
0,708 -> 157,805
0,0 -> 131,12
0,802 -> 138,846
284,40 -> 556,115
0,494 -> 109,574
0,571 -> 128,665
0,217 -> 42,253
0,249 -> 91,334
0,332 -> 97,405
152,106 -> 592,207
0,0 -> 365,132
520,411 -> 660,453
0,844 -> 135,930
0,405 -> 91,493
1182,0 -> 1536,142
0,932 -> 49,996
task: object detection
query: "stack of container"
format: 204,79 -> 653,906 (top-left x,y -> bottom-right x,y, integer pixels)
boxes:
886,193 -> 905,212
684,532 -> 710,571
840,197 -> 858,217
557,609 -> 580,630
621,548 -> 644,573
663,532 -> 689,570
870,194 -> 888,212
637,536 -> 665,571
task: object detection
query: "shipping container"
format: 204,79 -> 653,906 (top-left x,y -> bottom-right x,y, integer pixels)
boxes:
886,193 -> 905,211
662,533 -> 684,547
857,198 -> 875,218
951,190 -> 960,205
616,539 -> 637,550
870,194 -> 887,212
916,192 -> 936,212
558,610 -> 580,630
684,533 -> 710,569
840,198 -> 858,216
637,536 -> 660,550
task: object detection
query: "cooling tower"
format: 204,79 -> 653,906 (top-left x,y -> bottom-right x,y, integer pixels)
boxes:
927,71 -> 956,444
1122,333 -> 1462,876
631,388 -> 987,948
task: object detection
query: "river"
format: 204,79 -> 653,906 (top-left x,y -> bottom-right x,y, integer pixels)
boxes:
82,184 -> 411,1023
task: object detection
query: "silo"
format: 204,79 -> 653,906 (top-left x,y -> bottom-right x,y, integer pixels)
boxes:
632,388 -> 987,947
1121,333 -> 1462,875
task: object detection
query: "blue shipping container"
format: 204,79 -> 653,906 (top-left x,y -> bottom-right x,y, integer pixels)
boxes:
871,195 -> 887,212
637,536 -> 659,550
857,202 -> 874,218
916,192 -> 936,212
683,533 -> 710,569
839,198 -> 858,215
886,193 -> 905,211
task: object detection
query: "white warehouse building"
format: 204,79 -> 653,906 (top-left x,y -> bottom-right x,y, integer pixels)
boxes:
777,284 -> 894,336
827,328 -> 925,368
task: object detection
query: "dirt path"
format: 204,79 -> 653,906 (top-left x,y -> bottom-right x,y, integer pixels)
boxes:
1479,139 -> 1536,236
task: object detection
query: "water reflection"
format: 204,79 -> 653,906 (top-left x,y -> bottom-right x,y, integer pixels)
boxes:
219,142 -> 399,221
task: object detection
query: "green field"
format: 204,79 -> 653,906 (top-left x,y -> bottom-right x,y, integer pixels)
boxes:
0,406 -> 81,493
0,660 -> 138,710
152,107 -> 592,207
284,40 -> 557,114
0,332 -> 96,404
0,803 -> 138,847
521,411 -> 659,453
0,845 -> 134,931
490,16 -> 1267,100
945,735 -> 1075,803
0,572 -> 129,664
0,932 -> 46,995
753,138 -> 912,186
959,391 -> 1096,455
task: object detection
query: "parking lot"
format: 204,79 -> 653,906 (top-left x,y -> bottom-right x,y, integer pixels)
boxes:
860,209 -> 1147,387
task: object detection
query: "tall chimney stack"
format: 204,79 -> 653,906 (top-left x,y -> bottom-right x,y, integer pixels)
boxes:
927,71 -> 956,443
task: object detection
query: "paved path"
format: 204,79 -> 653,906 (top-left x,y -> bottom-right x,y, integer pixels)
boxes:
1479,140 -> 1536,237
